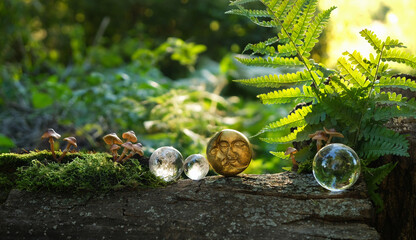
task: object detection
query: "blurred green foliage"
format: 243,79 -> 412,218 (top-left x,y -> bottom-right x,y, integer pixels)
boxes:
0,0 -> 291,174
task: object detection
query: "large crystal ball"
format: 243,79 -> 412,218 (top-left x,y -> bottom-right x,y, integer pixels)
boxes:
313,143 -> 361,192
149,146 -> 184,182
184,154 -> 209,180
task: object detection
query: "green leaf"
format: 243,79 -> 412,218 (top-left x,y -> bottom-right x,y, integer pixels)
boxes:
337,57 -> 370,88
257,86 -> 316,104
382,49 -> 416,69
233,69 -> 312,88
360,29 -> 383,53
343,50 -> 373,78
235,56 -> 303,67
32,90 -> 54,109
374,76 -> 416,91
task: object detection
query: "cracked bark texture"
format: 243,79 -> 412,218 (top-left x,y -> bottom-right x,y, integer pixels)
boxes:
0,172 -> 379,240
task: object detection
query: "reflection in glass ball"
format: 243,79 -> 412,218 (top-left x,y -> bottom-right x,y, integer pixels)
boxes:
149,146 -> 184,182
313,143 -> 361,192
184,154 -> 209,180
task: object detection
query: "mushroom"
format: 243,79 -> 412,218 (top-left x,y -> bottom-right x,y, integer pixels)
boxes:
41,128 -> 61,161
58,137 -> 77,163
120,143 -> 144,163
122,130 -> 137,143
285,147 -> 298,171
117,142 -> 133,162
103,133 -> 123,161
324,127 -> 344,145
309,130 -> 328,151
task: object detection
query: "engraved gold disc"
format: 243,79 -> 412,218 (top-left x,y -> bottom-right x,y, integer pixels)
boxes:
206,129 -> 252,176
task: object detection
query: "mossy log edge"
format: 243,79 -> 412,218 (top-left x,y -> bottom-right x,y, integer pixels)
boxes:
0,172 -> 379,239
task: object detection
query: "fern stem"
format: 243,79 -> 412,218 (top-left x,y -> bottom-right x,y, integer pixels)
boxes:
261,0 -> 322,101
354,44 -> 386,147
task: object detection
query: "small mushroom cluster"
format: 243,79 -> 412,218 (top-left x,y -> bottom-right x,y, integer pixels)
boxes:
41,128 -> 78,163
309,127 -> 344,151
284,127 -> 344,171
103,131 -> 144,163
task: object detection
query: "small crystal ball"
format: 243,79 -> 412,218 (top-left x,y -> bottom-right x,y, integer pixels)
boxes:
149,146 -> 184,182
313,143 -> 361,192
184,154 -> 209,180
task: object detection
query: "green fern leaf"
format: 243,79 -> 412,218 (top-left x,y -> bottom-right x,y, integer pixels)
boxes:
337,57 -> 370,87
382,49 -> 416,68
360,29 -> 383,53
364,162 -> 397,210
277,42 -> 298,57
372,104 -> 416,121
243,37 -> 279,55
374,76 -> 416,91
277,0 -> 307,41
261,125 -> 307,143
359,124 -> 409,149
257,86 -> 316,104
292,0 -> 318,45
301,6 -> 336,57
226,8 -> 271,18
230,0 -> 259,6
234,69 -> 312,88
249,17 -> 279,28
235,56 -> 303,67
267,104 -> 312,130
273,0 -> 293,20
360,139 -> 409,159
384,36 -> 406,50
343,50 -> 373,78
270,151 -> 290,160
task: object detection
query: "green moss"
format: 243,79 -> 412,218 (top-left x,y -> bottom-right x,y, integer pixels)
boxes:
0,151 -> 166,198
297,158 -> 313,174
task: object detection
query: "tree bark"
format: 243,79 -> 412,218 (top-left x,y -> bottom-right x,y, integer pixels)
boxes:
375,117 -> 416,240
0,172 -> 379,239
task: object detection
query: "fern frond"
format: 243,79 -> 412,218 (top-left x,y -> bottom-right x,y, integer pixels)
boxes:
372,104 -> 416,121
243,37 -> 279,55
267,104 -> 312,130
384,36 -> 406,50
277,0 -> 307,40
364,162 -> 397,210
343,51 -> 373,78
360,139 -> 409,159
235,56 -> 303,67
249,17 -> 279,28
230,0 -> 259,6
374,76 -> 416,91
257,86 -> 316,104
234,69 -> 312,88
270,151 -> 290,160
374,91 -> 406,106
382,49 -> 416,68
277,42 -> 298,57
360,29 -> 383,53
291,0 -> 318,45
260,125 -> 307,143
273,0 -> 293,20
301,6 -> 336,57
226,8 -> 271,18
359,124 -> 409,149
337,57 -> 370,87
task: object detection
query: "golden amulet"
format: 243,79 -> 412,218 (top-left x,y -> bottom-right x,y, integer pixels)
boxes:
206,129 -> 252,176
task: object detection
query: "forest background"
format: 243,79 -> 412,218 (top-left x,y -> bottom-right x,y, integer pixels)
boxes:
1,0 -> 415,174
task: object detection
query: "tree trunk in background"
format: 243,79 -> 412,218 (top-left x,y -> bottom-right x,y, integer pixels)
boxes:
376,117 -> 416,240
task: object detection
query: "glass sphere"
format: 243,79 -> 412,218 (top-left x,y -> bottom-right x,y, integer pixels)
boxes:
184,154 -> 209,180
313,143 -> 361,192
149,146 -> 184,182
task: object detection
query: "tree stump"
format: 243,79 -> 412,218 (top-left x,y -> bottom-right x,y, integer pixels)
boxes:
0,172 -> 379,239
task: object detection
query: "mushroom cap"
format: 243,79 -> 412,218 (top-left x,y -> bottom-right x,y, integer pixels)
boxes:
41,128 -> 61,140
131,143 -> 144,156
110,144 -> 121,151
103,133 -> 123,145
309,130 -> 328,141
122,130 -> 137,143
63,137 -> 77,147
285,147 -> 298,155
323,127 -> 344,138
121,141 -> 134,150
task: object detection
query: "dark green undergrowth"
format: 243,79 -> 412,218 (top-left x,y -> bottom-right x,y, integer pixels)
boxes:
0,151 -> 166,201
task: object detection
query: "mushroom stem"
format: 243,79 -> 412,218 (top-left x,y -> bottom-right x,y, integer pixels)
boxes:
120,152 -> 135,163
117,148 -> 129,162
317,140 -> 323,151
58,144 -> 71,163
49,138 -> 57,161
326,136 -> 333,145
290,154 -> 298,172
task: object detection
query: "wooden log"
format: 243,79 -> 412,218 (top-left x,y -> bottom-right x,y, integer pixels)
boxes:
0,172 -> 379,239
